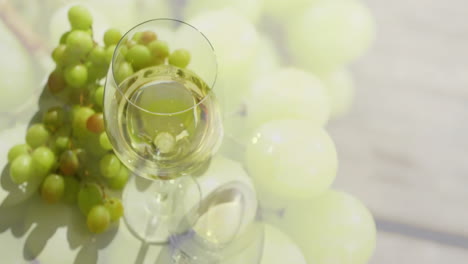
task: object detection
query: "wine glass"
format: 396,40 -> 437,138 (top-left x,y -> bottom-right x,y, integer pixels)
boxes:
167,181 -> 264,264
103,19 -> 223,243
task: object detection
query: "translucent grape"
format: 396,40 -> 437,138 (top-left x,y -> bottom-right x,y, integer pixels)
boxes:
104,28 -> 122,47
99,132 -> 113,151
63,176 -> 80,204
168,49 -> 191,68
261,224 -> 307,264
115,62 -> 134,84
52,45 -> 66,65
64,64 -> 88,88
43,107 -> 65,131
78,183 -> 104,215
68,5 -> 93,30
9,154 -> 34,184
139,31 -> 157,45
246,120 -> 337,208
287,0 -> 375,72
189,10 -> 260,112
26,124 -> 50,148
32,146 -> 56,176
87,205 -> 110,233
107,166 -> 129,190
148,40 -> 169,59
104,197 -> 124,222
8,144 -> 31,163
184,0 -> 263,22
279,190 -> 377,264
319,68 -> 355,118
41,174 -> 65,203
47,70 -> 66,94
59,150 -> 79,176
125,44 -> 151,70
86,113 -> 105,133
66,30 -> 94,57
247,68 -> 330,131
89,46 -> 107,66
262,0 -> 311,21
100,153 -> 121,178
94,86 -> 104,108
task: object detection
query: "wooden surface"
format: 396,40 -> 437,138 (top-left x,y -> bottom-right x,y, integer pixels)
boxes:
329,0 -> 468,261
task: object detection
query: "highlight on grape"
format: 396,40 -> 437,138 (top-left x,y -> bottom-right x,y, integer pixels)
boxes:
1,0 -> 377,263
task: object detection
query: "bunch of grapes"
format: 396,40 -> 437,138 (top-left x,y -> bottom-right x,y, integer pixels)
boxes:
7,5 -> 128,234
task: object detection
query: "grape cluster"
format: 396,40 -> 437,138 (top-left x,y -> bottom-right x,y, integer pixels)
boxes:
7,5 -> 127,234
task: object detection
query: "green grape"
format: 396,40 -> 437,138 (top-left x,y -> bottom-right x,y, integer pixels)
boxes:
54,136 -> 70,153
59,150 -> 79,176
115,62 -> 134,84
86,113 -> 104,133
89,46 -> 107,66
100,153 -> 121,178
8,144 -> 31,163
59,31 -> 70,44
104,28 -> 122,47
107,166 -> 129,190
9,154 -> 34,184
131,32 -> 143,43
52,45 -> 66,65
47,70 -> 66,94
246,120 -> 337,209
261,224 -> 307,264
43,106 -> 65,131
247,68 -> 330,130
32,146 -> 56,176
72,106 -> 95,135
319,68 -> 354,118
61,47 -> 82,66
105,44 -> 116,64
66,30 -> 94,57
87,205 -> 110,233
104,197 -> 124,222
99,133 -> 112,151
184,0 -> 263,22
139,31 -> 157,45
168,49 -> 191,68
94,86 -> 104,108
41,174 -> 65,203
287,0 -> 375,72
125,44 -> 151,70
26,124 -> 50,148
78,182 -> 104,215
86,63 -> 107,83
63,176 -> 80,204
65,64 -> 88,88
279,190 -> 376,264
148,40 -> 169,59
68,5 -> 93,30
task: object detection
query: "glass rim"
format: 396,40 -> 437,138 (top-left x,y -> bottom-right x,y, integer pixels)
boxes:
111,18 -> 218,116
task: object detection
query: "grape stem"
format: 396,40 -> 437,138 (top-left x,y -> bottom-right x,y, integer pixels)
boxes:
0,0 -> 49,55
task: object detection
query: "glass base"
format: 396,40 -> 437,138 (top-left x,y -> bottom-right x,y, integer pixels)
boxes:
122,174 -> 200,244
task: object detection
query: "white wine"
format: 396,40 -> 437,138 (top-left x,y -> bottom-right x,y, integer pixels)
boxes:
105,65 -> 222,179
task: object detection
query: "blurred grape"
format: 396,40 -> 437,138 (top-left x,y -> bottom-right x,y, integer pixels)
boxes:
0,21 -> 35,112
247,68 -> 330,133
262,0 -> 314,20
319,68 -> 355,118
287,0 -> 375,72
260,224 -> 306,264
189,9 -> 260,113
246,120 -> 337,209
251,35 -> 281,80
277,190 -> 376,264
184,0 -> 263,22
